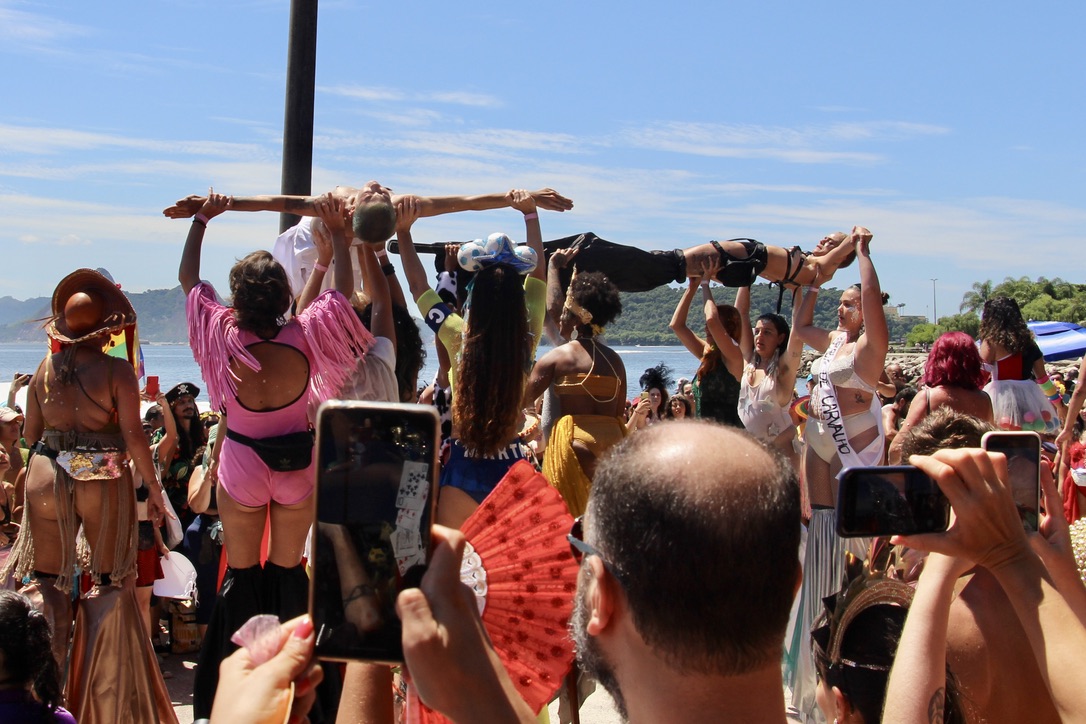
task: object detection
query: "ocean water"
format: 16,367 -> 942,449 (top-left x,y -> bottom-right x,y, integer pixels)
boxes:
0,342 -> 703,406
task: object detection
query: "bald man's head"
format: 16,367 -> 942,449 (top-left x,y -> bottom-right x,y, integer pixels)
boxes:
586,421 -> 800,675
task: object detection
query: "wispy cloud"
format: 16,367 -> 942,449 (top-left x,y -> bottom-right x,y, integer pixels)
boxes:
320,84 -> 503,108
0,123 -> 269,160
0,3 -> 91,51
621,120 -> 949,164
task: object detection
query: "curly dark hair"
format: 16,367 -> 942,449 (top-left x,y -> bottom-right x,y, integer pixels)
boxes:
978,296 -> 1033,354
352,201 -> 397,246
229,251 -> 292,334
357,302 -> 427,403
0,590 -> 64,716
566,271 -> 622,331
454,264 -> 530,456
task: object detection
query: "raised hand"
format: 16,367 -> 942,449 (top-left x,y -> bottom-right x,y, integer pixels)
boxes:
507,188 -> 537,215
311,218 -> 333,266
548,245 -> 581,271
163,194 -> 206,218
396,195 -> 422,233
700,256 -> 722,284
894,449 -> 1030,572
445,243 -> 462,274
530,188 -> 574,212
314,193 -> 347,235
851,225 -> 873,255
198,189 -> 233,221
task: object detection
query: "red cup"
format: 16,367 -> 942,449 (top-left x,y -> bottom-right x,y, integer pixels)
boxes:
146,375 -> 160,398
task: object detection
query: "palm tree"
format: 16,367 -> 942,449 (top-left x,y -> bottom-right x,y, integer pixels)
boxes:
959,280 -> 993,314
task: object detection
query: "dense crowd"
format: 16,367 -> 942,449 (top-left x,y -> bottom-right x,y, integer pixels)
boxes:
1,182 -> 1084,723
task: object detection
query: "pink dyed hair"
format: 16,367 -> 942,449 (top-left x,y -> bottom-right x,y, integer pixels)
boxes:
923,331 -> 985,390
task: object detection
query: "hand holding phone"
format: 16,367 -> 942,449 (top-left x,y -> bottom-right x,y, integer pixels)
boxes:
310,401 -> 439,664
889,448 -> 1032,571
837,465 -> 949,537
982,431 -> 1041,532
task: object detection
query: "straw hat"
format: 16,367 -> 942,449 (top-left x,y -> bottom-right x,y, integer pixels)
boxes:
46,269 -> 137,344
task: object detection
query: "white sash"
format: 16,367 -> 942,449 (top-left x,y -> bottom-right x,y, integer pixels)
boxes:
816,333 -> 885,476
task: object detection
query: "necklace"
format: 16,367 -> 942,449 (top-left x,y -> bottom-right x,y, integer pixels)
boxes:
575,338 -> 620,404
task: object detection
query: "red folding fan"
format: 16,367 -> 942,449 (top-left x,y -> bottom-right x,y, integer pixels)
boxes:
412,460 -> 579,723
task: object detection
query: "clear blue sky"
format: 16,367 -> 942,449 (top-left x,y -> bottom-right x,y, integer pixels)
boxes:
2,0 -> 1084,321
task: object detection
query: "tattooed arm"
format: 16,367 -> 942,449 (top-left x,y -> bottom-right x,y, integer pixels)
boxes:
883,553 -> 969,724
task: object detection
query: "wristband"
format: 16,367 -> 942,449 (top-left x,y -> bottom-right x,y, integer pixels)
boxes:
314,262 -> 329,273
381,263 -> 396,277
192,217 -> 206,228
1038,375 -> 1058,399
522,212 -> 538,221
194,213 -> 210,226
803,285 -> 820,294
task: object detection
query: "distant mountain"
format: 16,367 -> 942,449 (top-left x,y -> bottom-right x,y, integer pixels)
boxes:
1,281 -> 921,347
0,286 -> 190,344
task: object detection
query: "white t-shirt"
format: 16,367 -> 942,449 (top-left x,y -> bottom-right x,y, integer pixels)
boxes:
271,217 -> 366,298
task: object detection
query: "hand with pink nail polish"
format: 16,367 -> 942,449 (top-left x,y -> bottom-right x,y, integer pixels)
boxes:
210,615 -> 322,724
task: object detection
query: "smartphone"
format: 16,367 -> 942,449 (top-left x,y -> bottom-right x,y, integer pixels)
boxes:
982,430 -> 1041,532
310,401 -> 440,663
146,375 -> 160,398
640,391 -> 650,402
837,465 -> 950,537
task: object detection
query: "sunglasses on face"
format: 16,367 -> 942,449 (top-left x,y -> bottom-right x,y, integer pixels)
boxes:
567,517 -> 627,587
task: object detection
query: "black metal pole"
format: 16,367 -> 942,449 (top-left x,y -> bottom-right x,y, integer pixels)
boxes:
280,0 -> 318,233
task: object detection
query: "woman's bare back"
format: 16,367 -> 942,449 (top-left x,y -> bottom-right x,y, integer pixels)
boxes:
36,349 -> 119,433
231,341 -> 309,411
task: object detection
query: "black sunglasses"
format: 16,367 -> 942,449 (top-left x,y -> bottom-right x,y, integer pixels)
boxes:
567,517 -> 626,586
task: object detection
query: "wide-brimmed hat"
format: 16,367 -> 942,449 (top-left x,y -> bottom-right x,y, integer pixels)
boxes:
47,269 -> 137,344
166,382 -> 200,403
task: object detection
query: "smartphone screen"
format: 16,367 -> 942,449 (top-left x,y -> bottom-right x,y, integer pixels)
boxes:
837,465 -> 949,537
310,401 -> 439,663
982,431 -> 1041,532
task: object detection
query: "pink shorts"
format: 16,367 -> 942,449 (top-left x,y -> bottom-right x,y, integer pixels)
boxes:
218,438 -> 315,508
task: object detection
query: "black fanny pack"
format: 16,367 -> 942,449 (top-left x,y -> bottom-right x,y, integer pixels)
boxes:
226,428 -> 314,472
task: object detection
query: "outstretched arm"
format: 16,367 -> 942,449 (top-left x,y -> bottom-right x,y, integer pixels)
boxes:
393,197 -> 431,306
852,227 -> 889,385
165,193 -> 323,219
545,244 -> 582,345
669,270 -> 709,360
703,278 -> 744,382
416,187 -> 572,218
1056,355 -> 1086,464
774,287 -> 806,408
178,191 -> 232,294
895,449 -> 1086,722
357,243 -> 395,349
296,218 -> 334,314
793,284 -> 831,353
167,187 -> 572,222
734,286 -> 754,362
882,553 -> 971,724
506,189 -> 544,283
